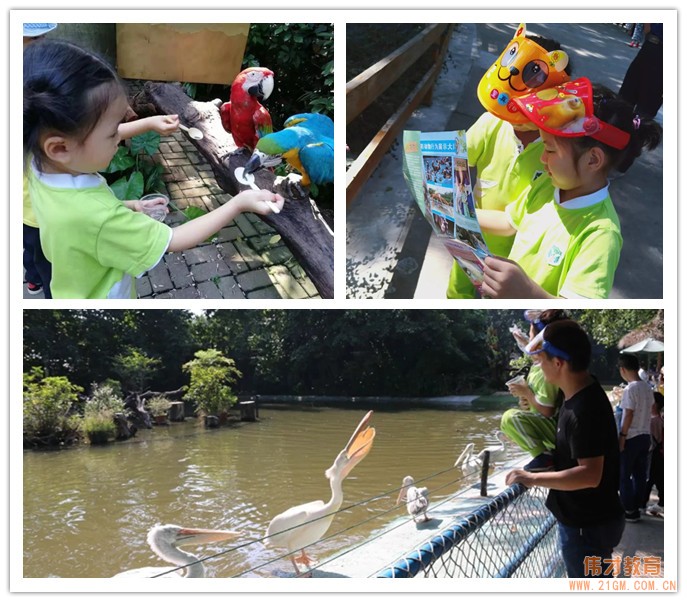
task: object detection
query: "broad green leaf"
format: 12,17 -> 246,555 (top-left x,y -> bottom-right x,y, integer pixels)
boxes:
111,171 -> 144,200
130,131 -> 160,157
183,206 -> 208,220
102,147 -> 135,174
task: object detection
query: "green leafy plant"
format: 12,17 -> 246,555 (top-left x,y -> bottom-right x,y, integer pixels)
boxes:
112,347 -> 162,393
100,131 -> 166,200
85,382 -> 125,418
81,412 -> 116,445
147,395 -> 172,417
23,368 -> 84,447
183,349 -> 242,417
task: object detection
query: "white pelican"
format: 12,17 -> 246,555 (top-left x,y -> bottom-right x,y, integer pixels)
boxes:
476,431 -> 509,465
397,475 -> 430,523
454,442 -> 482,476
265,411 -> 376,576
113,524 -> 242,578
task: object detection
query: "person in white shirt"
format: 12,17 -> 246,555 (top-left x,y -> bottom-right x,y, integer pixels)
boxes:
618,354 -> 654,522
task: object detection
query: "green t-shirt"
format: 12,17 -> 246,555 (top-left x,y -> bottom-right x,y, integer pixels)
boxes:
28,166 -> 172,299
447,112 -> 548,299
506,178 -> 622,299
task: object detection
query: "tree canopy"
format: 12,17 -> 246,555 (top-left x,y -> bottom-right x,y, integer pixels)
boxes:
23,309 -> 660,398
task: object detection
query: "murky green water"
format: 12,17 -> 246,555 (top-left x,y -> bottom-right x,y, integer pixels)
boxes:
23,405 -> 510,578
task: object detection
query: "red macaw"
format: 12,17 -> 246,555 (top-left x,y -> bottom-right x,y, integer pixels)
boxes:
220,67 -> 274,151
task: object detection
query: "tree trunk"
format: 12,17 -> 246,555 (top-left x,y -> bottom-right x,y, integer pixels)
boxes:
136,81 -> 334,299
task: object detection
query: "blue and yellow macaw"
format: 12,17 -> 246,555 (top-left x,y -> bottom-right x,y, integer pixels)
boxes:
244,113 -> 333,190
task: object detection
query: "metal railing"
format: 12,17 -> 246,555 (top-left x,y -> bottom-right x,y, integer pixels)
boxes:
377,484 -> 565,578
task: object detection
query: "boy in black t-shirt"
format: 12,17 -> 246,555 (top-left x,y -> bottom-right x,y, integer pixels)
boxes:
506,320 -> 625,579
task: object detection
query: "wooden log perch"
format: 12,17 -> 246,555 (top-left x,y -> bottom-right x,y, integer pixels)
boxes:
138,81 -> 334,299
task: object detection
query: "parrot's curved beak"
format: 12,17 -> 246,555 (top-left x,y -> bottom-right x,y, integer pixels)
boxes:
248,74 -> 274,101
244,150 -> 268,175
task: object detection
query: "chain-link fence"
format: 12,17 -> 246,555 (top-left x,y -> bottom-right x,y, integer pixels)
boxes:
377,484 -> 565,578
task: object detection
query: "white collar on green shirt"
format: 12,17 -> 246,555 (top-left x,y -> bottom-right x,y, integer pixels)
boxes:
553,182 -> 611,209
31,160 -> 105,189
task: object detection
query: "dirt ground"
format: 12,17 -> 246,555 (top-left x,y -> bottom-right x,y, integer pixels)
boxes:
346,24 -> 434,156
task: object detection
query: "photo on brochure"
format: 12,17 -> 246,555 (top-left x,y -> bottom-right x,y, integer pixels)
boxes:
403,130 -> 491,291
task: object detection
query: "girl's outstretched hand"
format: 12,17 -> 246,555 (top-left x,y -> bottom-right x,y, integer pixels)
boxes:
150,114 -> 180,136
482,256 -> 553,299
234,189 -> 285,216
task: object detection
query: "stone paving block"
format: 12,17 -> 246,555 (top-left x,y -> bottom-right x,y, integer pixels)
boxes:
167,286 -> 201,299
216,276 -> 246,299
253,220 -> 277,235
252,233 -> 282,252
165,152 -> 187,160
148,262 -> 173,293
168,166 -> 188,181
169,141 -> 184,153
262,245 -> 293,266
136,275 -> 153,298
196,280 -> 224,299
159,142 -> 172,154
234,239 -> 264,269
190,258 -> 232,282
166,158 -> 192,167
215,193 -> 233,205
299,276 -> 319,297
187,151 -> 204,164
247,286 -> 283,299
169,189 -> 186,201
184,245 -> 222,266
166,182 -> 181,194
236,268 -> 273,292
178,178 -> 205,190
267,265 -> 308,298
182,186 -> 212,198
218,242 -> 250,274
197,162 -> 213,171
203,195 -> 222,211
199,170 -> 215,180
165,254 -> 194,288
234,214 -> 259,238
182,165 -> 200,178
216,226 -> 242,243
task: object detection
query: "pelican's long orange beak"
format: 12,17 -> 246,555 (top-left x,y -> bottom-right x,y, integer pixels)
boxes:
176,527 -> 243,547
341,411 -> 376,479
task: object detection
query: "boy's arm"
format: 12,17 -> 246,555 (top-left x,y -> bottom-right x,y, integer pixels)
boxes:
476,208 -> 516,237
119,115 -> 180,140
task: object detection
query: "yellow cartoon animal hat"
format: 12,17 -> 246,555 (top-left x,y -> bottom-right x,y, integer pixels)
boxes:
477,23 -> 570,124
513,77 -> 630,149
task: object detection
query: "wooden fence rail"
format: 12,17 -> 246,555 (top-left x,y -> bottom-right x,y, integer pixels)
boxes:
346,24 -> 454,205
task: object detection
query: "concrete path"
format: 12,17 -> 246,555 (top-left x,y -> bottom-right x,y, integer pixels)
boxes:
347,23 -> 663,299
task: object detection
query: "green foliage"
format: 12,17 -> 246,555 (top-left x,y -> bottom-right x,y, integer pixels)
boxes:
112,346 -> 162,393
23,369 -> 84,446
574,309 -> 659,347
183,349 -> 242,416
81,412 -> 116,444
100,131 -> 165,200
84,382 -> 125,418
242,23 -> 334,123
147,395 -> 172,416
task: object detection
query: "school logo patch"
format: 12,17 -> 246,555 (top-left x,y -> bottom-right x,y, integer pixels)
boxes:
532,170 -> 545,182
546,245 -> 564,266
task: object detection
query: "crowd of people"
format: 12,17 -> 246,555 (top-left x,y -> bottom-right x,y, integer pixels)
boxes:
503,311 -> 664,578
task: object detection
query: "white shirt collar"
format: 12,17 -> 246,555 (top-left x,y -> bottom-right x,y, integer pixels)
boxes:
554,182 -> 611,209
30,160 -> 105,189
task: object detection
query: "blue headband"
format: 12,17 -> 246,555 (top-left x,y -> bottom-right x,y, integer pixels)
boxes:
525,327 -> 572,361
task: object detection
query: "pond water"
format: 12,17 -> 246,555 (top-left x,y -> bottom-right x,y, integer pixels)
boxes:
23,405 -> 511,578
